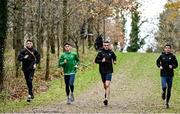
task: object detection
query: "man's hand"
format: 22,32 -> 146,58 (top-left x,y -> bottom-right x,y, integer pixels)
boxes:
169,65 -> 173,69
64,59 -> 67,64
33,64 -> 36,69
113,61 -> 117,64
160,66 -> 163,70
74,65 -> 78,68
102,58 -> 106,62
24,55 -> 29,59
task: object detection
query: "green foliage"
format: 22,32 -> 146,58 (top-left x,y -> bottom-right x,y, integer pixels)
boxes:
127,4 -> 145,52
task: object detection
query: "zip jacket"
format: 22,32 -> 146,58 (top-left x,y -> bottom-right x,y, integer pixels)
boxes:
58,52 -> 79,75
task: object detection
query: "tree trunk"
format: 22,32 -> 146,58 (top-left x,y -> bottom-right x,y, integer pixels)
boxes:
37,0 -> 44,68
87,17 -> 94,48
62,0 -> 68,46
45,33 -> 50,81
14,0 -> 23,78
0,0 -> 8,92
45,1 -> 51,81
75,41 -> 79,57
82,38 -> 85,54
57,21 -> 60,57
50,17 -> 55,54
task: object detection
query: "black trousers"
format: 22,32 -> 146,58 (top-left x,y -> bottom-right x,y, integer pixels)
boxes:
23,69 -> 35,96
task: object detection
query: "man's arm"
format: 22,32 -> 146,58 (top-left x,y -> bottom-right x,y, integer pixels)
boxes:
112,51 -> 117,62
156,55 -> 162,68
58,54 -> 65,68
18,49 -> 25,62
172,55 -> 178,69
34,50 -> 40,64
75,53 -> 80,65
95,52 -> 103,64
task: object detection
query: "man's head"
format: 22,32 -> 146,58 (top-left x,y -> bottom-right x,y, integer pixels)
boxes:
164,44 -> 172,54
103,41 -> 110,50
64,43 -> 71,52
26,40 -> 33,49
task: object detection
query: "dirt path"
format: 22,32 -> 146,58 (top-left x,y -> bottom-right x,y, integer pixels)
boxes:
21,69 -> 165,113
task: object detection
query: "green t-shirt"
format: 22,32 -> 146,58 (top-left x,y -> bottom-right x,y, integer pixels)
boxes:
58,52 -> 79,75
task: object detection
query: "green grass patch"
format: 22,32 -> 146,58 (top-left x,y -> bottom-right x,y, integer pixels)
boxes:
1,52 -> 180,113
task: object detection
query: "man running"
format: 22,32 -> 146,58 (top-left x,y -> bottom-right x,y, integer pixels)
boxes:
58,43 -> 79,104
156,44 -> 178,108
18,40 -> 40,102
95,41 -> 116,106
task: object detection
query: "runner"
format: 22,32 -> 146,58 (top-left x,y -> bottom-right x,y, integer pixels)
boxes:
58,43 -> 79,104
156,44 -> 178,108
95,41 -> 117,106
18,39 -> 40,102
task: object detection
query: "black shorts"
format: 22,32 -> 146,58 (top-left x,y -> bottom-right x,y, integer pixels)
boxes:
100,73 -> 112,83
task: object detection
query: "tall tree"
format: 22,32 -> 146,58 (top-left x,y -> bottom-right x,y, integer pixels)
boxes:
13,0 -> 23,77
0,0 -> 8,92
127,4 -> 144,52
155,1 -> 180,51
62,0 -> 68,46
36,0 -> 44,60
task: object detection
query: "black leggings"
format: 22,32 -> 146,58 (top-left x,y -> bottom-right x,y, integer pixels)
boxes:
64,74 -> 75,96
23,70 -> 35,96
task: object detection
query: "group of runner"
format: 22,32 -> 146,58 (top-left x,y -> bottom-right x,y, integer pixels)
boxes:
18,40 -> 178,109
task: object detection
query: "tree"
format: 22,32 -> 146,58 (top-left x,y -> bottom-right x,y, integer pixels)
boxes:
0,0 -> 8,92
127,4 -> 144,52
155,1 -> 180,51
13,0 -> 24,77
62,0 -> 68,46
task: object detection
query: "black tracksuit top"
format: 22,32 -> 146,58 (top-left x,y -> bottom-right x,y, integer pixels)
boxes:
156,52 -> 178,77
95,49 -> 116,74
18,47 -> 40,72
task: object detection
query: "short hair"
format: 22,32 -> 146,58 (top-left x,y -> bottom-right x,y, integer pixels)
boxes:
63,42 -> 71,47
26,39 -> 33,43
103,41 -> 110,44
165,44 -> 171,48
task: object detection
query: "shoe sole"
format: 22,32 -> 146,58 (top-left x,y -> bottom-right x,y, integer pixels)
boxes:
103,100 -> 108,106
27,99 -> 32,102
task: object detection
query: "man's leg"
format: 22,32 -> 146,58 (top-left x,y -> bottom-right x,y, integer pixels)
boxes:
161,76 -> 167,100
103,73 -> 112,106
101,74 -> 106,98
69,74 -> 75,101
29,70 -> 35,97
23,70 -> 35,102
64,75 -> 71,104
64,75 -> 70,96
105,80 -> 111,100
166,77 -> 173,108
69,74 -> 75,93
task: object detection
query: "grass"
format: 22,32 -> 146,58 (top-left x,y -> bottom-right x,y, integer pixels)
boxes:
115,52 -> 180,112
1,51 -> 180,113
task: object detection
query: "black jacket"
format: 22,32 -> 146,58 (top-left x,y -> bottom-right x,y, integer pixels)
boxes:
95,49 -> 116,74
18,47 -> 40,72
156,52 -> 178,77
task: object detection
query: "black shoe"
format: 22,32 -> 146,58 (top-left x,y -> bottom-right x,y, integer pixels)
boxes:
162,92 -> 166,100
165,103 -> 169,109
27,95 -> 32,102
31,95 -> 34,99
103,99 -> 108,106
